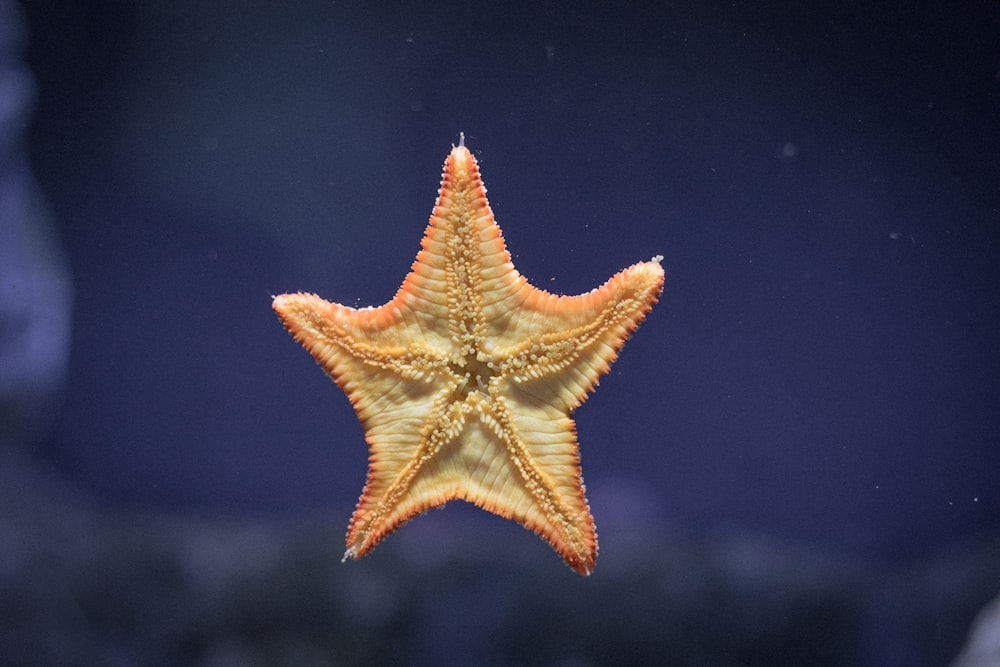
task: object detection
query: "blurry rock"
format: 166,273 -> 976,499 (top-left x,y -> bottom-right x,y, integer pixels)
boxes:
866,537 -> 1000,667
0,0 -> 72,447
1,447 -> 996,665
951,594 -> 1000,667
0,450 -> 867,666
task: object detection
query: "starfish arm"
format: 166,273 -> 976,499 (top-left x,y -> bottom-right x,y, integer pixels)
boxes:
345,389 -> 468,558
480,391 -> 598,574
273,292 -> 452,383
395,145 -> 529,354
495,258 -> 664,409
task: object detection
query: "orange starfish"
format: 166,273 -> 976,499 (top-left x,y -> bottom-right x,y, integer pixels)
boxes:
273,137 -> 663,575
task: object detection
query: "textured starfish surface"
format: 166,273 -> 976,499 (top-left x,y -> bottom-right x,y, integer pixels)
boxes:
273,140 -> 663,575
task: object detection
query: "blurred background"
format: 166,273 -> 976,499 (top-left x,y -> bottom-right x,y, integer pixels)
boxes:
3,1 -> 999,664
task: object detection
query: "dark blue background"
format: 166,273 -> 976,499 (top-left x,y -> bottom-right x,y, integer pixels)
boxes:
24,1 -> 1000,564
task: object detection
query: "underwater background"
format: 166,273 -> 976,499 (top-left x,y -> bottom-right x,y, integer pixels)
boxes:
3,1 -> 999,664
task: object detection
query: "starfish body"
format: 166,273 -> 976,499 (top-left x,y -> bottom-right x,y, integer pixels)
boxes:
273,142 -> 663,575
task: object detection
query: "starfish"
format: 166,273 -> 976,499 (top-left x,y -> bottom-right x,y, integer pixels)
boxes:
273,138 -> 663,575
